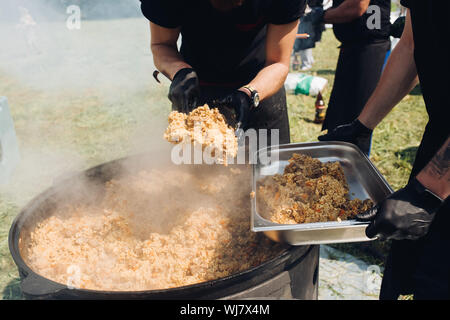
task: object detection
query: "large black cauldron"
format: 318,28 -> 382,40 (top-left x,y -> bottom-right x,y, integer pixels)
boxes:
9,153 -> 319,299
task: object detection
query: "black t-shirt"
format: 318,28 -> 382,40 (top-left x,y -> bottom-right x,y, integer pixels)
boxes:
400,0 -> 450,173
308,0 -> 323,7
141,0 -> 306,86
400,0 -> 448,129
332,0 -> 391,44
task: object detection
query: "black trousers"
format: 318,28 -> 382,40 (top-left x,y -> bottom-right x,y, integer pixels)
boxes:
322,40 -> 391,131
380,121 -> 450,300
381,202 -> 450,300
198,86 -> 291,145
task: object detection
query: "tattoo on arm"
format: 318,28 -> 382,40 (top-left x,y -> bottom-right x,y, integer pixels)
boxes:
424,137 -> 450,181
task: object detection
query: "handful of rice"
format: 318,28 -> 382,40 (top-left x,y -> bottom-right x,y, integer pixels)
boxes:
164,105 -> 238,165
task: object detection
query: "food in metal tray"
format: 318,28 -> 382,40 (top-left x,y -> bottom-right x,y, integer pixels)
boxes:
257,153 -> 374,224
164,105 -> 238,165
21,167 -> 285,291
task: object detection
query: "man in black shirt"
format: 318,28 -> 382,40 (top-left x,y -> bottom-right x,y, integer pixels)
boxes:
313,0 -> 391,155
141,0 -> 307,145
140,0 -> 320,300
319,0 -> 450,299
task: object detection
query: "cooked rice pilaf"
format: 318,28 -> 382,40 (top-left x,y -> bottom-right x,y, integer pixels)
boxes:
21,167 -> 285,291
258,153 -> 374,224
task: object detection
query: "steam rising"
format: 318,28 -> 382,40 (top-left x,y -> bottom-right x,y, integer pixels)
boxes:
0,0 -> 157,91
0,0 -> 173,204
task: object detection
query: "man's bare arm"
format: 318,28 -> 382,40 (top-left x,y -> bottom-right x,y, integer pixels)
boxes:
358,10 -> 418,129
149,22 -> 191,80
242,20 -> 298,101
323,0 -> 370,24
416,137 -> 450,200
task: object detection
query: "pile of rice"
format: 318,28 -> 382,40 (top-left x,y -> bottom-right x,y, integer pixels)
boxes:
20,167 -> 285,291
257,153 -> 374,224
164,105 -> 238,165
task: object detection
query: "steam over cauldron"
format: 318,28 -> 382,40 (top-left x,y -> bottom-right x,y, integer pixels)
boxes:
9,153 -> 319,299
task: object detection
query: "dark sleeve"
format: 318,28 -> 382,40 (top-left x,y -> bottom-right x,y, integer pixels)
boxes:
140,0 -> 183,28
268,0 -> 307,25
400,0 -> 411,8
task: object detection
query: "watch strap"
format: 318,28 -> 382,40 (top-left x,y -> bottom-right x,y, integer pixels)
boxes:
242,86 -> 258,108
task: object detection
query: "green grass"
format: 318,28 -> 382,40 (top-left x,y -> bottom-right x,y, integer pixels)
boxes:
0,197 -> 22,299
0,29 -> 428,299
391,0 -> 403,13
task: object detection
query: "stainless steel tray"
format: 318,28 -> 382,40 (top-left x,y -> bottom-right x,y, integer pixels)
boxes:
251,141 -> 393,245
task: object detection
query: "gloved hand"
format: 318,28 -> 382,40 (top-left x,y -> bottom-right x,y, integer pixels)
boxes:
318,119 -> 373,155
306,7 -> 325,25
357,178 -> 444,241
168,68 -> 201,113
211,90 -> 251,130
390,16 -> 406,38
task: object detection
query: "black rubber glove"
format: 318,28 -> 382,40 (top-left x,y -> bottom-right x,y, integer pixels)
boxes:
357,179 -> 444,241
390,16 -> 406,38
211,90 -> 251,130
306,7 -> 325,25
318,119 -> 373,155
168,68 -> 201,114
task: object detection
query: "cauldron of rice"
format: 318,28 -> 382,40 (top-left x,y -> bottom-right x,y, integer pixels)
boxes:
8,152 -> 319,299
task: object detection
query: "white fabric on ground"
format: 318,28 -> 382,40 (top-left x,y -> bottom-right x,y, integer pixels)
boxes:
319,245 -> 383,300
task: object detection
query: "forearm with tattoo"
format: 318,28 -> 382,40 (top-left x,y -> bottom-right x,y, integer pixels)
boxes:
425,140 -> 450,179
416,137 -> 450,200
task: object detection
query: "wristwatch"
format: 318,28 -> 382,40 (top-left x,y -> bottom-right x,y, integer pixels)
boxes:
242,86 -> 260,108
